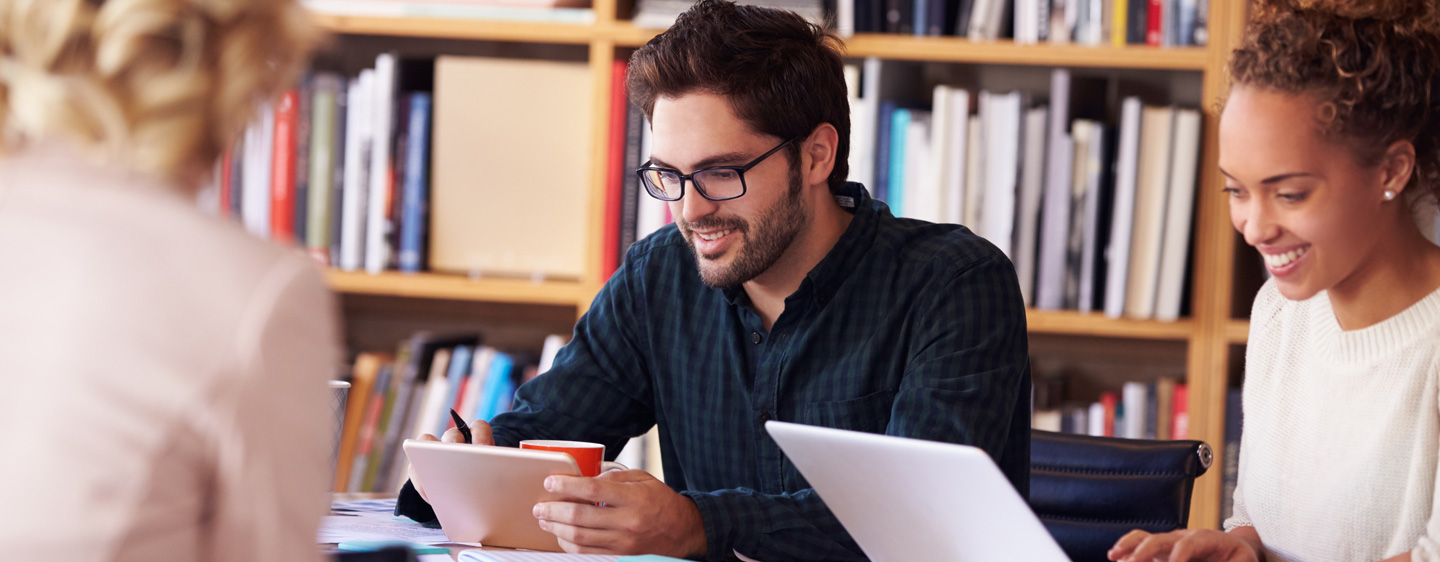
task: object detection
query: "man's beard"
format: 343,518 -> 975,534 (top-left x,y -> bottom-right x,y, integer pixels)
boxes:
679,161 -> 809,289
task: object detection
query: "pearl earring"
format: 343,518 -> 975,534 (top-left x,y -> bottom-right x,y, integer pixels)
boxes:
1384,190 -> 1397,201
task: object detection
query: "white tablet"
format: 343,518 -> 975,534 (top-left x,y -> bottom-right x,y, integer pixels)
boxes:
402,439 -> 582,551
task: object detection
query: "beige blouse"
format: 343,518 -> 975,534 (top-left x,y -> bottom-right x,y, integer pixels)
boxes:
0,144 -> 340,561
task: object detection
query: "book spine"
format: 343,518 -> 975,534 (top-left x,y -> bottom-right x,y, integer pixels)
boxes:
307,75 -> 341,265
294,77 -> 313,246
1126,0 -> 1148,44
1145,0 -> 1162,46
330,79 -> 350,268
602,60 -> 628,278
618,89 -> 644,259
398,93 -> 433,273
340,72 -> 373,272
1171,382 -> 1189,440
270,90 -> 299,244
365,53 -> 397,274
1219,387 -> 1243,525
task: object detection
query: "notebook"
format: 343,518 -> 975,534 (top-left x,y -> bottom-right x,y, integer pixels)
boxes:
765,421 -> 1070,562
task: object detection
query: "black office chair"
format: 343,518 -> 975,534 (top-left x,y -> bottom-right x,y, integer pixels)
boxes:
1030,430 -> 1213,562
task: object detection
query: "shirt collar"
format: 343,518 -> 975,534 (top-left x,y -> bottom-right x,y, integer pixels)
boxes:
720,182 -> 879,310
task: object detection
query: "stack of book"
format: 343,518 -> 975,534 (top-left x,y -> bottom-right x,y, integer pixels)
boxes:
836,63 -> 1202,321
333,332 -> 568,493
1032,376 -> 1189,441
835,0 -> 1209,46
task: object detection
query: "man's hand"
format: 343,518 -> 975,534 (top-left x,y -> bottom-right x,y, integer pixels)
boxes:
532,469 -> 707,558
406,419 -> 494,502
1108,528 -> 1262,562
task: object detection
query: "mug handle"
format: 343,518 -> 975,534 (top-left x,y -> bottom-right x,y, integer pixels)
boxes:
601,461 -> 628,473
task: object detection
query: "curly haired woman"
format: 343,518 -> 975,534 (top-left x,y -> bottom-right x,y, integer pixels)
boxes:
1109,1 -> 1440,561
0,1 -> 335,561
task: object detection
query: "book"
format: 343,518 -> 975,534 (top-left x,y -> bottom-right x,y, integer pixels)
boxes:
979,91 -> 1021,260
888,107 -> 914,217
1122,381 -> 1147,439
903,110 -> 934,220
1124,105 -> 1176,320
352,362 -> 393,492
365,53 -> 398,274
1014,105 -> 1049,306
1154,108 -> 1201,322
294,77 -> 314,246
602,60 -> 629,278
397,92 -> 433,273
962,117 -> 985,230
428,55 -> 593,279
1036,69 -> 1074,310
340,71 -> 374,272
242,102 -> 274,239
335,352 -> 391,491
376,332 -> 481,490
307,73 -> 344,265
330,78 -> 350,267
618,93 -> 645,258
1155,376 -> 1176,441
270,90 -> 300,244
1104,96 -> 1143,319
1077,122 -> 1109,313
435,344 -> 475,436
941,87 -> 971,225
1171,382 -> 1189,440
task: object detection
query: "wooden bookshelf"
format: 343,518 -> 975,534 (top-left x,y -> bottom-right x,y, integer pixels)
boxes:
325,270 -> 588,307
311,0 -> 1255,531
1026,309 -> 1195,340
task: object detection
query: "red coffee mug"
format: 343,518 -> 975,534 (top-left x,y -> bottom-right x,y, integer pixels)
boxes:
519,440 -> 626,477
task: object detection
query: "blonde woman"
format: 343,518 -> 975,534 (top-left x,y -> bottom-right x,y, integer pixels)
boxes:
1109,0 -> 1440,561
0,1 -> 334,561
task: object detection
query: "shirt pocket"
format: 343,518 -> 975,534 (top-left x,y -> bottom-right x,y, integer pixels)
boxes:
796,388 -> 896,435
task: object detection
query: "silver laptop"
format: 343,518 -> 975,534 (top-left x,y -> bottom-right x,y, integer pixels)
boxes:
765,421 -> 1069,562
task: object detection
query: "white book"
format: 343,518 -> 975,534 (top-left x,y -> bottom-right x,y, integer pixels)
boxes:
635,122 -> 669,240
1078,123 -> 1107,313
1104,97 -> 1144,319
1014,0 -> 1034,44
457,346 -> 495,420
1064,120 -> 1092,309
942,89 -> 971,225
615,435 -> 647,474
979,92 -> 1021,260
905,111 -> 937,222
837,0 -> 855,36
968,0 -> 993,39
1015,106 -> 1049,306
413,349 -> 454,440
1124,105 -> 1177,320
926,85 -> 955,224
963,118 -> 986,231
339,72 -> 374,272
537,334 -> 568,375
1154,108 -> 1202,322
241,103 -> 275,239
643,425 -> 664,481
365,53 -> 398,274
1087,402 -> 1106,436
1037,69 -> 1073,310
1122,381 -> 1148,439
1033,410 -> 1063,432
844,63 -> 872,188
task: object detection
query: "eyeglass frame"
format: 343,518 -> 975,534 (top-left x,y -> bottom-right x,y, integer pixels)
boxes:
634,136 -> 801,202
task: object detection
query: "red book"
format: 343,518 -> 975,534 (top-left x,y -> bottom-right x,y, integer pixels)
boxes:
602,61 -> 629,278
270,90 -> 300,244
219,142 -> 235,217
1100,391 -> 1119,437
1171,383 -> 1190,440
1145,0 -> 1163,46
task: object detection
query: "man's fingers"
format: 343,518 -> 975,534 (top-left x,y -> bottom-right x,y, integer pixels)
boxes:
540,519 -> 623,554
470,420 -> 495,445
1108,530 -> 1149,560
1126,533 -> 1177,562
596,469 -> 656,483
545,475 -> 613,504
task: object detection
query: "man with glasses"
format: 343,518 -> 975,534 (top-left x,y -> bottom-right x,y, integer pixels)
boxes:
397,0 -> 1030,559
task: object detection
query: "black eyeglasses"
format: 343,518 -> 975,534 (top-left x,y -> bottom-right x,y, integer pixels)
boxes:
635,137 -> 800,202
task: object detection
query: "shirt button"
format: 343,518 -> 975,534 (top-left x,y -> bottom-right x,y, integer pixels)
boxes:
758,411 -> 772,423
751,332 -> 762,344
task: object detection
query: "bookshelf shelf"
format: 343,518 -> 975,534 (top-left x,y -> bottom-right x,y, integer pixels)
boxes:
310,13 -> 597,44
1026,309 -> 1194,340
325,270 -> 586,307
1227,319 -> 1250,344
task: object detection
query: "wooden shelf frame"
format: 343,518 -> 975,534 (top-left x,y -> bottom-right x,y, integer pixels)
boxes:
312,0 -> 1254,530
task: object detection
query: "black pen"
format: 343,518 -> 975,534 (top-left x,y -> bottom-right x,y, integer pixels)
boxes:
449,408 -> 473,444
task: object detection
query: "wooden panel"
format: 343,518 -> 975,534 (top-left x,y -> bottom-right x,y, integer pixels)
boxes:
1226,319 -> 1250,344
327,270 -> 587,306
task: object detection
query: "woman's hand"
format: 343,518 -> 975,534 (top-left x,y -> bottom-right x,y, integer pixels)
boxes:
1108,528 -> 1262,562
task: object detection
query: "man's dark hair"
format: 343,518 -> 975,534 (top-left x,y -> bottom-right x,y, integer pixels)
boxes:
627,0 -> 851,192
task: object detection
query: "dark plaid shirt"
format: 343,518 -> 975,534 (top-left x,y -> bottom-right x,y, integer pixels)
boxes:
400,182 -> 1031,561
